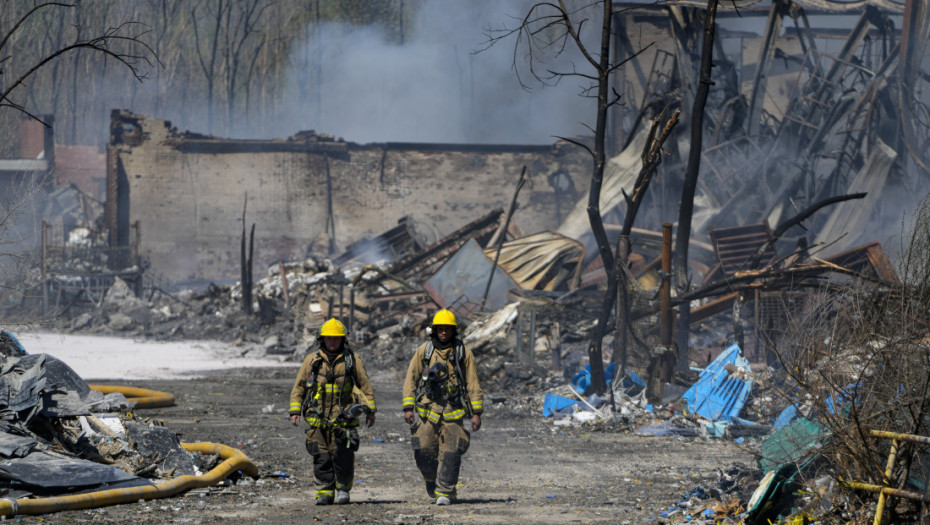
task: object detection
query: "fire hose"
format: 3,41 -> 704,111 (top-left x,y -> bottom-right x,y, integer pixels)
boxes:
0,386 -> 258,517
87,384 -> 176,408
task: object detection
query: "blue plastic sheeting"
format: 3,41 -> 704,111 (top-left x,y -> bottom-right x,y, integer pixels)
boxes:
773,383 -> 857,430
705,420 -> 728,437
825,383 -> 858,414
570,362 -> 615,396
1,332 -> 27,355
542,393 -> 580,417
772,404 -> 799,430
621,369 -> 647,393
681,344 -> 753,422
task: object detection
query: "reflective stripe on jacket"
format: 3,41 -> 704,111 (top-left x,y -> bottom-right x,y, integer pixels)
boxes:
289,349 -> 376,427
402,340 -> 484,422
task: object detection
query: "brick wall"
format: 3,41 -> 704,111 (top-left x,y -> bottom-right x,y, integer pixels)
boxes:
55,145 -> 106,199
110,111 -> 590,283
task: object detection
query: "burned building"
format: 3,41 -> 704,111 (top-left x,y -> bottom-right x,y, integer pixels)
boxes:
607,0 -> 928,256
96,1 -> 930,347
105,110 -> 590,284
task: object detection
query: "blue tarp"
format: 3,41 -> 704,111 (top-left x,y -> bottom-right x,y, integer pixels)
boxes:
542,393 -> 580,417
570,363 -> 615,396
621,369 -> 647,393
772,404 -> 799,430
773,383 -> 857,430
681,344 -> 753,422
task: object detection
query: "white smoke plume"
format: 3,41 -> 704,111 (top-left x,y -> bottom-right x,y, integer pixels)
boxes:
272,1 -> 598,144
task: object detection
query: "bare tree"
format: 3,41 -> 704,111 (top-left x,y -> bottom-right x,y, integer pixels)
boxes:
0,1 -> 420,152
222,0 -> 271,133
673,0 -> 718,368
145,0 -> 188,119
484,1 -> 648,394
192,0 -> 227,135
0,2 -> 155,125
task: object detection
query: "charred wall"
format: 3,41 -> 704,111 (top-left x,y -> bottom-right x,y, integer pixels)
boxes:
107,110 -> 589,284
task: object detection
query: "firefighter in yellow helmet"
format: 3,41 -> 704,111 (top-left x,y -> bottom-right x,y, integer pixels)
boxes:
402,309 -> 484,505
290,318 -> 376,505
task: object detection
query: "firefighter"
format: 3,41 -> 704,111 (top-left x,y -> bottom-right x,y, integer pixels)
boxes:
290,318 -> 376,505
402,309 -> 483,505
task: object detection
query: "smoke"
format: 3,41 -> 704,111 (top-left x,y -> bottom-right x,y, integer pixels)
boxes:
24,1 -> 606,147
272,1 -> 598,144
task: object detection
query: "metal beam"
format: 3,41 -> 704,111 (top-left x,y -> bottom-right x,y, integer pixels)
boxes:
746,0 -> 790,136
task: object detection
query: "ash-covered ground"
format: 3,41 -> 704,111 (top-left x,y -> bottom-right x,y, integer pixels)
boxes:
29,364 -> 754,525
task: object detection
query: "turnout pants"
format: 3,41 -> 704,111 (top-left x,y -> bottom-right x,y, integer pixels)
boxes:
410,418 -> 470,498
306,425 -> 360,498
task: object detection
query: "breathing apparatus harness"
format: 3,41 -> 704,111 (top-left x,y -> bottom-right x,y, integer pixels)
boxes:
415,337 -> 473,418
300,343 -> 366,431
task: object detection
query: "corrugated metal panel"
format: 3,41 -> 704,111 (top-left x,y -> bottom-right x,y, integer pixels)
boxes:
483,231 -> 584,291
709,224 -> 778,276
681,344 -> 753,422
423,239 -> 518,321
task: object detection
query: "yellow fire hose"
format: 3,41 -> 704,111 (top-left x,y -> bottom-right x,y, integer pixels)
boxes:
88,384 -> 176,408
0,385 -> 259,517
0,442 -> 258,517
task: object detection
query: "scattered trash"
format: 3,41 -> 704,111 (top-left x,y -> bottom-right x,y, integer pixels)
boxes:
0,335 -> 244,503
569,363 -> 615,396
634,420 -> 701,438
542,393 -> 580,417
680,344 -> 753,423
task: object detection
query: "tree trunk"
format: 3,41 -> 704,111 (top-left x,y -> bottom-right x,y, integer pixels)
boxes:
583,0 -> 615,395
674,0 -> 719,370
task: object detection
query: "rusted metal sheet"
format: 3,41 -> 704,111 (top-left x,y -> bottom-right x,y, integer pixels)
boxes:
423,239 -> 517,321
825,241 -> 899,284
389,208 -> 504,279
578,252 -> 607,289
482,231 -> 584,292
709,224 -> 779,277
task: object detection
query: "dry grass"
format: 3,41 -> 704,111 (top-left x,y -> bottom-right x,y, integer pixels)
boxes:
757,195 -> 930,521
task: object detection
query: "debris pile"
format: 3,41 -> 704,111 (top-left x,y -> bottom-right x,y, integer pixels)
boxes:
0,335 -> 230,501
2,2 -> 926,522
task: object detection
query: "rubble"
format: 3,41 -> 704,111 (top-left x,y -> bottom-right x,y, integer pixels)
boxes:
0,2 -> 925,522
0,345 -> 251,506
11,166 -> 920,522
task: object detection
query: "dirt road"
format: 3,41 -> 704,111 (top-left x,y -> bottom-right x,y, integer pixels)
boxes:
24,366 -> 751,524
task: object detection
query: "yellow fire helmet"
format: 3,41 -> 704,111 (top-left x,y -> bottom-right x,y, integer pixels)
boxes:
432,309 -> 457,327
320,318 -> 346,337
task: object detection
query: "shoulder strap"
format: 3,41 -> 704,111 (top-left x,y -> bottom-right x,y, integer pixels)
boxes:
422,340 -> 463,369
416,341 -> 434,390
452,339 -> 467,378
343,348 -> 356,382
454,339 -> 465,367
423,341 -> 435,366
310,354 -> 325,378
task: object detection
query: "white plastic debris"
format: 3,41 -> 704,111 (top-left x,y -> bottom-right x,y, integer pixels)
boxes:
572,411 -> 597,423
